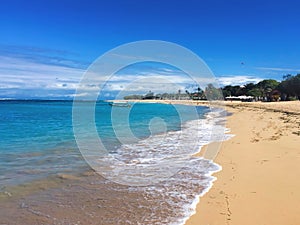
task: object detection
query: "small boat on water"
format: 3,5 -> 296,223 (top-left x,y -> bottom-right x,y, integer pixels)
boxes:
108,102 -> 131,107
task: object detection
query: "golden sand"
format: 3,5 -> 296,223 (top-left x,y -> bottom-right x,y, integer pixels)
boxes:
186,101 -> 300,225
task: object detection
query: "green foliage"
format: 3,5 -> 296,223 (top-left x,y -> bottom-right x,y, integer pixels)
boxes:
123,94 -> 143,100
123,75 -> 300,101
186,87 -> 206,100
221,75 -> 299,101
278,74 -> 300,99
205,84 -> 223,100
246,88 -> 262,97
257,79 -> 279,90
222,84 -> 256,97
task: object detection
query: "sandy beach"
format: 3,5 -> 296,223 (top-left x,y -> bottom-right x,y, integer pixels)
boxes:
186,101 -> 300,225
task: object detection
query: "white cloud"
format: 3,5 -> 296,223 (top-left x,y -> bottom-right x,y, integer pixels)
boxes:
217,75 -> 263,86
75,68 -> 199,94
0,55 -> 196,99
0,54 -> 231,99
0,56 -> 85,98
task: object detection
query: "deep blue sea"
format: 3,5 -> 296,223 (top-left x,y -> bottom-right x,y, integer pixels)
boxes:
0,100 -> 232,225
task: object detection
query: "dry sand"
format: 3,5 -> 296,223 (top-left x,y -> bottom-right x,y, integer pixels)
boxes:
186,101 -> 300,225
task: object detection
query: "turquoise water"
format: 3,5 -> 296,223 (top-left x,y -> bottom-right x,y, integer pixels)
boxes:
0,100 -> 234,225
0,100 -> 209,186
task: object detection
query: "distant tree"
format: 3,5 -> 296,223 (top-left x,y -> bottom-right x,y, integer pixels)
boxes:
222,85 -> 244,96
244,82 -> 256,90
155,94 -> 162,99
161,93 -> 169,100
222,88 -> 231,97
293,74 -> 300,99
257,79 -> 279,91
283,74 -> 292,80
197,87 -> 201,93
178,89 -> 181,100
196,87 -> 205,99
246,88 -> 262,97
124,94 -> 143,100
143,91 -> 155,99
279,74 -> 300,100
256,79 -> 280,100
205,84 -> 223,100
185,90 -> 191,99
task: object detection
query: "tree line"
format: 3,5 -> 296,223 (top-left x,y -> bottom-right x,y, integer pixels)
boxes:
123,74 -> 300,101
221,74 -> 300,101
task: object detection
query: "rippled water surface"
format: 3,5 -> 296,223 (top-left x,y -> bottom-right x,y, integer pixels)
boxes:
0,100 -> 231,224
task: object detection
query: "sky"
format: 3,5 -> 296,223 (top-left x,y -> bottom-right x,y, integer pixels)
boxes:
1,0 -> 300,99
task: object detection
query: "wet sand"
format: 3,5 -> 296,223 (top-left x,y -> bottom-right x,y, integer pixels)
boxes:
0,163 -> 212,225
186,101 -> 300,225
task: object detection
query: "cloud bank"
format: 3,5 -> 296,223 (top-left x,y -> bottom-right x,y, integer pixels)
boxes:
0,45 -> 272,99
217,75 -> 263,86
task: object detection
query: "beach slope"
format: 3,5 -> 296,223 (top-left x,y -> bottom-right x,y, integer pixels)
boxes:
186,101 -> 300,225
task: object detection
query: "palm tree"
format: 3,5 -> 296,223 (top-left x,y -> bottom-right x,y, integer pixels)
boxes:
178,89 -> 181,100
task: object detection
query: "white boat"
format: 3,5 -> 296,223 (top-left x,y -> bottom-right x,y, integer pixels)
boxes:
108,102 -> 131,107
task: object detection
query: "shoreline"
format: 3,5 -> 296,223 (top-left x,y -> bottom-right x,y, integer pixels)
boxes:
1,100 -> 299,224
0,100 -> 229,225
185,101 -> 300,225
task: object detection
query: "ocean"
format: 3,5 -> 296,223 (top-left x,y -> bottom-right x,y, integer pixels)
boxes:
0,100 -> 232,225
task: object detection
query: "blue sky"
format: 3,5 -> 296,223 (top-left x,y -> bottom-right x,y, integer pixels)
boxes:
1,0 -> 300,99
